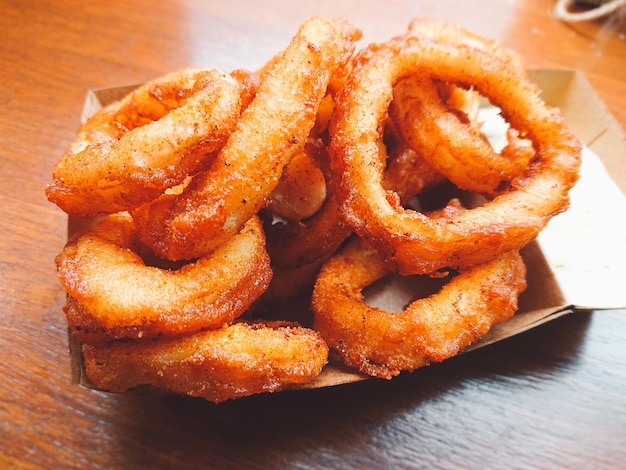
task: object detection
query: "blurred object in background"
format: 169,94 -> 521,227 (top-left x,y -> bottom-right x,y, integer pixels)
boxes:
555,0 -> 626,22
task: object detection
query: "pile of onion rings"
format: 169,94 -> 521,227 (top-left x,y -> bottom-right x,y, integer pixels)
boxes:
47,16 -> 581,401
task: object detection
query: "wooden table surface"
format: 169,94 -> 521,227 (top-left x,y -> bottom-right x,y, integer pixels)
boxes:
2,0 -> 625,468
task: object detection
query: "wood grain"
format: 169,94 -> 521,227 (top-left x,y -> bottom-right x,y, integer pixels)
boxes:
1,0 -> 625,467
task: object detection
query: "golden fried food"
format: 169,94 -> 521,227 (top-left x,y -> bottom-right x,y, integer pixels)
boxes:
82,321 -> 329,403
268,140 -> 327,222
388,19 -> 532,195
390,74 -> 533,194
265,128 -> 448,270
263,137 -> 353,268
46,68 -> 245,216
312,236 -> 527,379
330,34 -> 581,275
56,213 -> 271,341
251,257 -> 327,312
46,16 -> 582,401
405,17 -> 527,72
382,141 -> 446,206
132,16 -> 362,261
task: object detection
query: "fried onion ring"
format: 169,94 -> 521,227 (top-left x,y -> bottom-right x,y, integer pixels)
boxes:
388,18 -> 532,194
56,213 -> 271,341
132,16 -> 362,261
46,16 -> 583,400
268,140 -> 327,222
46,68 -> 245,217
312,237 -> 527,379
382,140 -> 446,206
82,320 -> 329,403
265,130 -> 446,269
390,75 -> 533,194
405,17 -> 527,73
331,36 -> 581,275
263,137 -> 353,268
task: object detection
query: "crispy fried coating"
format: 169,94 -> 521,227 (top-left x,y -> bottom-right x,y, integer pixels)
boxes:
46,17 -> 582,400
133,17 -> 360,260
264,128 -> 446,270
390,74 -> 533,194
331,34 -> 581,275
312,237 -> 527,379
388,19 -> 532,195
382,142 -> 446,206
46,68 -> 245,216
268,140 -> 327,222
56,213 -> 271,342
263,137 -> 353,269
132,16 -> 362,261
82,321 -> 329,403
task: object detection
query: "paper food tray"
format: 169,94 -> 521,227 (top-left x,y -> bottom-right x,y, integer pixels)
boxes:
66,68 -> 626,391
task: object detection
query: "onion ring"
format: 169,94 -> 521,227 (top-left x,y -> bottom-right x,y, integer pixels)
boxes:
382,139 -> 446,206
405,17 -> 526,73
56,213 -> 271,342
263,137 -> 353,268
389,18 -> 532,194
268,140 -> 327,222
46,68 -> 245,217
132,17 -> 362,261
330,36 -> 581,275
251,257 -> 327,313
390,75 -> 533,194
265,128 -> 446,269
46,16 -> 583,399
82,320 -> 329,403
312,236 -> 527,379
